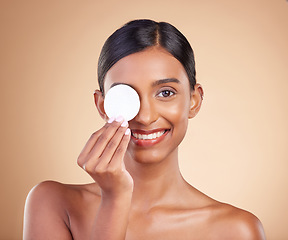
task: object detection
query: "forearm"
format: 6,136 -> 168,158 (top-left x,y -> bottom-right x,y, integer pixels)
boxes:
90,192 -> 132,240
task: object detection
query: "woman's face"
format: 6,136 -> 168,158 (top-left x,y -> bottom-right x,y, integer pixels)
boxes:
101,46 -> 202,164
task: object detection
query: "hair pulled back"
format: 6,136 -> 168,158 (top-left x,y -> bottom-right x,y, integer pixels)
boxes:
98,19 -> 196,93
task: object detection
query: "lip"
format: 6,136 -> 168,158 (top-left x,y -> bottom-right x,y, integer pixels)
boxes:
130,128 -> 170,147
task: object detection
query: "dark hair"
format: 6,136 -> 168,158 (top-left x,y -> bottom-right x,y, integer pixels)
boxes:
98,19 -> 196,93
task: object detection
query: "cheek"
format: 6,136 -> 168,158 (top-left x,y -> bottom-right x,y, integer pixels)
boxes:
158,96 -> 190,131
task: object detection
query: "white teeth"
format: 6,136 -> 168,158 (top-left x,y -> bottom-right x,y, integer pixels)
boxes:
132,131 -> 166,140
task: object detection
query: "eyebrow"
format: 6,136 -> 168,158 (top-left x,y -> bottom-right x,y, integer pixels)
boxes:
151,78 -> 180,87
109,78 -> 180,89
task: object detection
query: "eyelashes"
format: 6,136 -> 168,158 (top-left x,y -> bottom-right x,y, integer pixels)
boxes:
156,88 -> 176,99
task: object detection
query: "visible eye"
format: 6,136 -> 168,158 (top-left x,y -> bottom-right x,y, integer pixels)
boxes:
157,89 -> 175,98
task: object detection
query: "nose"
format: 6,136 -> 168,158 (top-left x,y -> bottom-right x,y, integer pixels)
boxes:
133,97 -> 158,126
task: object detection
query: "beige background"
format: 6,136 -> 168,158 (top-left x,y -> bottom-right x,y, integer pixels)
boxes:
0,0 -> 287,239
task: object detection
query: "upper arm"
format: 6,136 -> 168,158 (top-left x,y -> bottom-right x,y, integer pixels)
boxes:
23,181 -> 72,240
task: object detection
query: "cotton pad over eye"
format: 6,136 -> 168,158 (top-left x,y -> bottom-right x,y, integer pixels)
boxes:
104,84 -> 140,121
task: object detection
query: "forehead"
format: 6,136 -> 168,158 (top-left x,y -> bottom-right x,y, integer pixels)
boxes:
103,47 -> 189,93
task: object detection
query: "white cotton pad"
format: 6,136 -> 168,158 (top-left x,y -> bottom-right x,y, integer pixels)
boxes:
104,84 -> 140,121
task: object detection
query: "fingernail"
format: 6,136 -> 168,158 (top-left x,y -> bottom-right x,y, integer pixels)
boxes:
115,116 -> 124,122
107,117 -> 115,123
121,120 -> 128,127
125,128 -> 131,135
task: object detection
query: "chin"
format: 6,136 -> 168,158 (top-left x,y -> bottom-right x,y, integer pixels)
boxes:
126,139 -> 180,166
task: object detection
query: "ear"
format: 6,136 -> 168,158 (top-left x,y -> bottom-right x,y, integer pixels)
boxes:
94,90 -> 108,121
188,83 -> 204,119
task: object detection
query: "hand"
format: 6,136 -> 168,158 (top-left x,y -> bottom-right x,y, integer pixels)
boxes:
77,116 -> 133,198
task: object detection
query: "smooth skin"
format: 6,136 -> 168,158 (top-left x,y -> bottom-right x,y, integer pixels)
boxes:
23,46 -> 266,240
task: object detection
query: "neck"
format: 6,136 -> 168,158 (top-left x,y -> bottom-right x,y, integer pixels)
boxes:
124,149 -> 186,210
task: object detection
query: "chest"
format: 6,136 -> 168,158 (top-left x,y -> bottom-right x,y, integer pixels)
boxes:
125,208 -> 212,240
69,202 -> 214,240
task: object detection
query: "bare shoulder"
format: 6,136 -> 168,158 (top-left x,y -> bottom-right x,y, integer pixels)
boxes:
209,202 -> 266,240
24,181 -> 83,212
25,180 -> 99,201
25,180 -> 72,202
23,180 -> 99,240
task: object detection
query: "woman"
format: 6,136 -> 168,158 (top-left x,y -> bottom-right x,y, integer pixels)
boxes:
23,19 -> 266,239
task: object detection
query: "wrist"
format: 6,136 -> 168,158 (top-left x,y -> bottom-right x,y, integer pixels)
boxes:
101,189 -> 133,206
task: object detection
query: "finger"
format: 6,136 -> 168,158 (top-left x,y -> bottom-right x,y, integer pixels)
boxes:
89,118 -> 127,158
79,128 -> 104,156
77,117 -> 115,168
84,118 -> 128,172
108,128 -> 131,170
93,122 -> 129,170
77,128 -> 105,168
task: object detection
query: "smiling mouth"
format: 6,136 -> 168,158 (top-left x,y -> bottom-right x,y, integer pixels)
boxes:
131,129 -> 169,140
